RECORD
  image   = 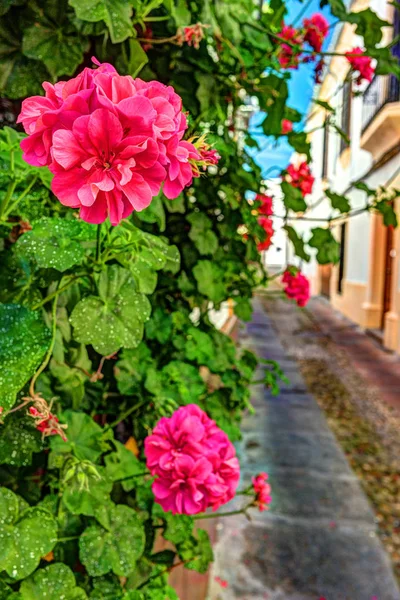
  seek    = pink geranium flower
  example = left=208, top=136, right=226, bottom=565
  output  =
left=286, top=162, right=315, bottom=197
left=252, top=472, right=272, bottom=511
left=281, top=119, right=293, bottom=135
left=257, top=216, right=274, bottom=251
left=255, top=193, right=273, bottom=216
left=282, top=269, right=310, bottom=307
left=18, top=59, right=205, bottom=224
left=144, top=404, right=240, bottom=515
left=277, top=25, right=303, bottom=69
left=345, top=47, right=375, bottom=85
left=303, top=13, right=329, bottom=53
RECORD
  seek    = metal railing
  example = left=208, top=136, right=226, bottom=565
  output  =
left=361, top=74, right=400, bottom=133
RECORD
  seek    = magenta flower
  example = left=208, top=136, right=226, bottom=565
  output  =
left=282, top=269, right=310, bottom=307
left=252, top=472, right=272, bottom=511
left=345, top=47, right=375, bottom=85
left=303, top=13, right=329, bottom=53
left=18, top=59, right=204, bottom=225
left=144, top=404, right=240, bottom=515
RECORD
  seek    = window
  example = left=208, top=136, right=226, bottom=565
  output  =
left=340, top=81, right=352, bottom=154
left=322, top=119, right=329, bottom=178
left=337, top=222, right=347, bottom=294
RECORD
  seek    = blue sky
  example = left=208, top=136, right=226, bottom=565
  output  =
left=248, top=0, right=336, bottom=176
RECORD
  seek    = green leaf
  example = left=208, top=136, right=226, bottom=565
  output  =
left=354, top=181, right=375, bottom=196
left=234, top=297, right=253, bottom=321
left=193, top=260, right=226, bottom=304
left=281, top=181, right=307, bottom=213
left=0, top=304, right=51, bottom=410
left=0, top=488, right=57, bottom=580
left=153, top=506, right=194, bottom=545
left=79, top=504, right=145, bottom=577
left=136, top=194, right=166, bottom=231
left=62, top=467, right=113, bottom=516
left=187, top=212, right=218, bottom=256
left=313, top=99, right=335, bottom=113
left=22, top=25, right=87, bottom=79
left=308, top=227, right=340, bottom=264
left=261, top=75, right=288, bottom=136
left=70, top=265, right=151, bottom=355
left=0, top=413, right=42, bottom=467
left=50, top=410, right=105, bottom=462
left=126, top=38, right=148, bottom=78
left=69, top=0, right=134, bottom=43
left=284, top=225, right=311, bottom=261
left=145, top=361, right=206, bottom=404
left=105, top=441, right=143, bottom=492
left=115, top=343, right=154, bottom=395
left=145, top=308, right=172, bottom=344
left=326, top=190, right=351, bottom=213
left=347, top=9, right=389, bottom=47
left=287, top=132, right=311, bottom=161
left=320, top=0, right=347, bottom=19
left=16, top=218, right=96, bottom=272
left=177, top=529, right=213, bottom=574
left=90, top=575, right=124, bottom=600
left=184, top=327, right=215, bottom=364
left=19, top=563, right=87, bottom=599
left=374, top=199, right=398, bottom=227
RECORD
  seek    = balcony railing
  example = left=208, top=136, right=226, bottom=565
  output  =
left=361, top=74, right=400, bottom=133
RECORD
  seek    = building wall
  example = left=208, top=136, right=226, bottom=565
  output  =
left=269, top=0, right=400, bottom=352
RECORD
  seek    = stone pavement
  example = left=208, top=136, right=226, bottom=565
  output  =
left=208, top=296, right=400, bottom=600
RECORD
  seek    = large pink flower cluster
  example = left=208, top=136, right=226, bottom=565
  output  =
left=282, top=269, right=310, bottom=307
left=257, top=216, right=274, bottom=252
left=303, top=13, right=329, bottom=53
left=345, top=47, right=375, bottom=85
left=17, top=59, right=204, bottom=225
left=286, top=162, right=315, bottom=197
left=144, top=404, right=240, bottom=515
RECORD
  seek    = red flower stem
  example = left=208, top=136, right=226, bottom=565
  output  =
left=29, top=295, right=58, bottom=397
left=194, top=502, right=254, bottom=520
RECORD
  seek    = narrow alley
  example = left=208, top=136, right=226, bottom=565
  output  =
left=209, top=295, right=400, bottom=600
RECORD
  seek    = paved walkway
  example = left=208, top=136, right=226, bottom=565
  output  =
left=209, top=296, right=400, bottom=600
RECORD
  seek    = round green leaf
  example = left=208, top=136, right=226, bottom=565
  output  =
left=70, top=265, right=151, bottom=356
left=16, top=218, right=96, bottom=272
left=79, top=504, right=145, bottom=577
left=0, top=304, right=51, bottom=410
left=19, top=563, right=88, bottom=599
left=50, top=410, right=105, bottom=462
left=0, top=488, right=57, bottom=580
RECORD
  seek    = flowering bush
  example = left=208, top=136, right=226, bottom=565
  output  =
left=0, top=0, right=396, bottom=597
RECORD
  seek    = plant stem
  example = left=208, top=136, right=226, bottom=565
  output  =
left=106, top=399, right=148, bottom=430
left=194, top=503, right=254, bottom=520
left=29, top=294, right=58, bottom=397
left=96, top=224, right=102, bottom=262
left=32, top=276, right=83, bottom=310
left=0, top=179, right=17, bottom=221
left=4, top=176, right=37, bottom=218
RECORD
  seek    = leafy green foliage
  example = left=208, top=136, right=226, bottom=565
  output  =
left=0, top=304, right=50, bottom=410
left=309, top=228, right=340, bottom=264
left=70, top=265, right=151, bottom=355
left=0, top=487, right=57, bottom=579
left=79, top=504, right=145, bottom=577
left=16, top=218, right=96, bottom=272
left=325, top=190, right=351, bottom=213
left=281, top=182, right=307, bottom=213
left=19, top=563, right=88, bottom=599
left=284, top=226, right=311, bottom=261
